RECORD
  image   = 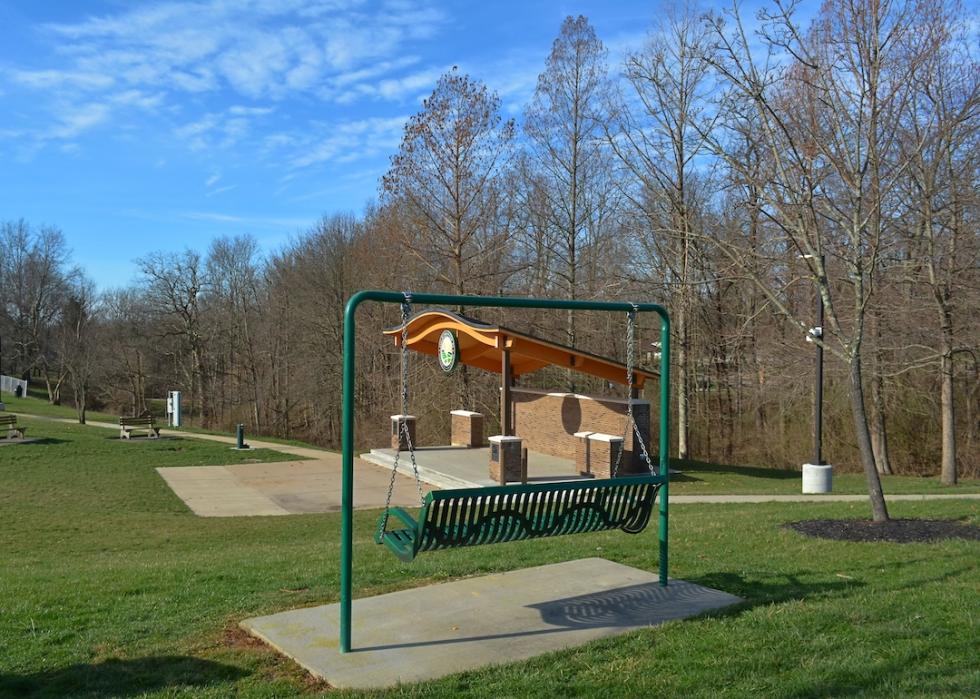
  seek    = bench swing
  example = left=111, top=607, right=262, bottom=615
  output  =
left=374, top=295, right=666, bottom=563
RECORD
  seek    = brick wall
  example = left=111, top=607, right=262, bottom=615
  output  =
left=511, top=388, right=652, bottom=473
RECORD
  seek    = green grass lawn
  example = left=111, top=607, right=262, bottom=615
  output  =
left=669, top=458, right=980, bottom=495
left=3, top=393, right=333, bottom=452
left=1, top=418, right=977, bottom=697
left=1, top=392, right=120, bottom=423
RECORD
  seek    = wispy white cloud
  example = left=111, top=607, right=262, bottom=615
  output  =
left=11, top=69, right=115, bottom=90
left=50, top=102, right=110, bottom=139
left=32, top=0, right=447, bottom=104
left=180, top=211, right=311, bottom=227
left=2, top=0, right=449, bottom=155
left=290, top=115, right=407, bottom=169
left=205, top=184, right=237, bottom=197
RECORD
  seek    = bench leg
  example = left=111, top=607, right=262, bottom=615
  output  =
left=150, top=428, right=160, bottom=439
left=120, top=429, right=130, bottom=440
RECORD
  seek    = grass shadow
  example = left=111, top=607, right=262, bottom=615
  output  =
left=100, top=434, right=178, bottom=442
left=0, top=655, right=246, bottom=698
left=687, top=570, right=862, bottom=608
left=672, top=457, right=800, bottom=480
left=4, top=437, right=70, bottom=446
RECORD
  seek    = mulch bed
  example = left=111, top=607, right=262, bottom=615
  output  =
left=786, top=518, right=980, bottom=543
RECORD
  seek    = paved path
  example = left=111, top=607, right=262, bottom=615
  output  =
left=670, top=493, right=980, bottom=504
left=23, top=414, right=980, bottom=513
left=29, top=415, right=424, bottom=516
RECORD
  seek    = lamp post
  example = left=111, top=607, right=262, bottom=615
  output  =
left=801, top=254, right=832, bottom=493
left=812, top=257, right=824, bottom=466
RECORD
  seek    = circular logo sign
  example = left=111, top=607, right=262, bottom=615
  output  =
left=437, top=329, right=459, bottom=373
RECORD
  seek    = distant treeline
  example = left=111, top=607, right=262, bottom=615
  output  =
left=1, top=3, right=977, bottom=496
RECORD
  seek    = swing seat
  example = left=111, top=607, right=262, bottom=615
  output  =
left=375, top=475, right=665, bottom=563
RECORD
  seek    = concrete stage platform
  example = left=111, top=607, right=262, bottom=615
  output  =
left=362, top=445, right=588, bottom=489
left=241, top=558, right=742, bottom=690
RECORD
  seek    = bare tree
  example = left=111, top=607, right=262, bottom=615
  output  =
left=60, top=277, right=100, bottom=424
left=382, top=67, right=516, bottom=405
left=382, top=67, right=516, bottom=299
left=608, top=4, right=716, bottom=460
left=137, top=250, right=212, bottom=424
left=101, top=289, right=153, bottom=415
left=207, top=235, right=264, bottom=429
left=524, top=15, right=616, bottom=388
left=703, top=0, right=947, bottom=520
left=0, top=220, right=77, bottom=401
left=898, top=2, right=980, bottom=484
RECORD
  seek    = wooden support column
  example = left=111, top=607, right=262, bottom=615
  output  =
left=501, top=343, right=512, bottom=436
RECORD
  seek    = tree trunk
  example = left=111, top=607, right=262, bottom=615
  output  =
left=676, top=301, right=690, bottom=460
left=847, top=351, right=889, bottom=521
left=870, top=317, right=892, bottom=474
left=75, top=384, right=86, bottom=425
left=938, top=302, right=957, bottom=485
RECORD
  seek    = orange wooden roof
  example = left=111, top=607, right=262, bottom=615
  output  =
left=383, top=309, right=658, bottom=388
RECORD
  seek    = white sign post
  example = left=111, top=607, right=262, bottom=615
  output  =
left=167, top=390, right=182, bottom=427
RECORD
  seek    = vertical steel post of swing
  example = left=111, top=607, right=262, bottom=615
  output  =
left=657, top=315, right=671, bottom=587
left=340, top=291, right=670, bottom=653
left=340, top=293, right=358, bottom=655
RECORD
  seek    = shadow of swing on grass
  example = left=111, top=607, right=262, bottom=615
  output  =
left=356, top=580, right=745, bottom=653
left=688, top=570, right=863, bottom=606
left=0, top=655, right=246, bottom=698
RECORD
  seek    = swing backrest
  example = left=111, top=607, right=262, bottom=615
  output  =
left=411, top=475, right=665, bottom=555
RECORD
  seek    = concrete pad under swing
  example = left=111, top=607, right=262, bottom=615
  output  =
left=240, top=558, right=741, bottom=690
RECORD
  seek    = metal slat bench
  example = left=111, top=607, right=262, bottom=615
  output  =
left=0, top=414, right=26, bottom=439
left=119, top=415, right=161, bottom=439
left=375, top=475, right=665, bottom=563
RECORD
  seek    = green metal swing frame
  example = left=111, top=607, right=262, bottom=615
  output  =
left=341, top=291, right=671, bottom=653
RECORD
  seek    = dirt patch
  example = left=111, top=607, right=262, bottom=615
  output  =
left=222, top=625, right=332, bottom=693
left=786, top=518, right=980, bottom=543
left=222, top=625, right=268, bottom=650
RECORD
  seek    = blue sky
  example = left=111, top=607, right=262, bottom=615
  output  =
left=1, top=0, right=732, bottom=288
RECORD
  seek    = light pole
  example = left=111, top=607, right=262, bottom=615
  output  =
left=812, top=256, right=824, bottom=466
left=801, top=254, right=832, bottom=493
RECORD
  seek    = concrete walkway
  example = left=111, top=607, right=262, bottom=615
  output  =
left=25, top=414, right=980, bottom=512
left=670, top=493, right=980, bottom=504
left=29, top=415, right=425, bottom=516
left=157, top=458, right=424, bottom=517
left=242, top=558, right=742, bottom=689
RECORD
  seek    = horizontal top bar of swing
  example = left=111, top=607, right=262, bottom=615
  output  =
left=422, top=474, right=667, bottom=503
left=346, top=290, right=670, bottom=320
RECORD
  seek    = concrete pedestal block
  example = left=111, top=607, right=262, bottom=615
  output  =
left=390, top=414, right=417, bottom=451
left=489, top=435, right=524, bottom=484
left=574, top=431, right=594, bottom=476
left=802, top=463, right=833, bottom=494
left=451, top=410, right=484, bottom=447
left=586, top=433, right=625, bottom=479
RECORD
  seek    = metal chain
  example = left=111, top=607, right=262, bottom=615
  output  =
left=613, top=305, right=656, bottom=477
left=378, top=293, right=425, bottom=540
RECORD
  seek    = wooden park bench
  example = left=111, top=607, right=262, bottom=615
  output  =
left=119, top=415, right=161, bottom=439
left=0, top=414, right=26, bottom=440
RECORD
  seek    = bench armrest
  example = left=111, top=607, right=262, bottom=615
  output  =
left=387, top=507, right=420, bottom=529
